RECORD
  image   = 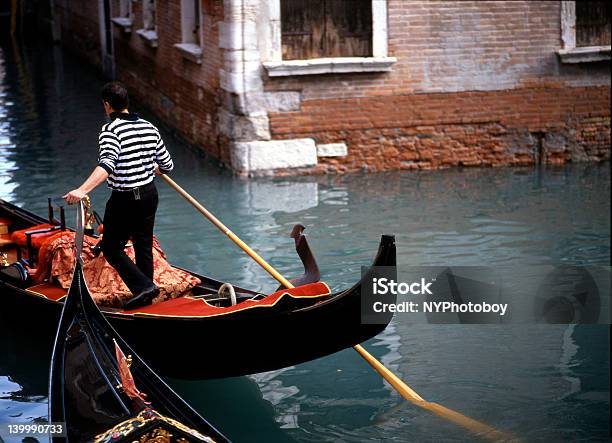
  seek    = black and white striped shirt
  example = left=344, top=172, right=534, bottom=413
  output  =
left=97, top=112, right=174, bottom=191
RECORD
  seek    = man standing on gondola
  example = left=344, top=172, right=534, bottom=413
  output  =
left=63, top=81, right=174, bottom=309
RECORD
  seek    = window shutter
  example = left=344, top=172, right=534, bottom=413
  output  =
left=576, top=1, right=611, bottom=47
left=324, top=0, right=372, bottom=58
left=281, top=0, right=372, bottom=60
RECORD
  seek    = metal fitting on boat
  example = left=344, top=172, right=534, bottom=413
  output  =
left=218, top=283, right=237, bottom=306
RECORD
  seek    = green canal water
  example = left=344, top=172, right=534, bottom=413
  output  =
left=0, top=42, right=610, bottom=442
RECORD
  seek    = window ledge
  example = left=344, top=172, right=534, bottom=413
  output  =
left=111, top=17, right=133, bottom=33
left=557, top=46, right=611, bottom=63
left=174, top=43, right=202, bottom=64
left=136, top=29, right=158, bottom=48
left=263, top=57, right=397, bottom=77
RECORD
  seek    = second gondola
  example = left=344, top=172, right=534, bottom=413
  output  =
left=49, top=202, right=229, bottom=442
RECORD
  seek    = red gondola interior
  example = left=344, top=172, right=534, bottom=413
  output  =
left=0, top=198, right=332, bottom=317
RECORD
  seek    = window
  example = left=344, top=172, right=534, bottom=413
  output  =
left=143, top=0, right=156, bottom=31
left=558, top=1, right=611, bottom=63
left=174, top=0, right=203, bottom=63
left=262, top=0, right=396, bottom=76
left=281, top=0, right=372, bottom=60
left=180, top=0, right=201, bottom=45
left=111, top=0, right=133, bottom=32
left=575, top=1, right=610, bottom=47
left=136, top=0, right=158, bottom=47
left=119, top=0, right=132, bottom=20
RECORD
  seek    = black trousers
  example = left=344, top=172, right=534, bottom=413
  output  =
left=102, top=182, right=159, bottom=295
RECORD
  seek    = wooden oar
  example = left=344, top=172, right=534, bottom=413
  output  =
left=160, top=174, right=514, bottom=441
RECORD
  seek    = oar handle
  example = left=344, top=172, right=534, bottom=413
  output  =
left=159, top=174, right=294, bottom=289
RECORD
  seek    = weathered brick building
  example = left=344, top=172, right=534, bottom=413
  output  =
left=50, top=0, right=610, bottom=175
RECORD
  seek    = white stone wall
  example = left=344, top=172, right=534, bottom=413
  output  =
left=219, top=0, right=323, bottom=174
left=231, top=139, right=318, bottom=173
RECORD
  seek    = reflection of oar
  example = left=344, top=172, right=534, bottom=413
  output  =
left=160, top=174, right=514, bottom=441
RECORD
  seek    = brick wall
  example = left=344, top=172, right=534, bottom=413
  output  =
left=264, top=0, right=610, bottom=173
left=112, top=0, right=225, bottom=158
left=270, top=86, right=610, bottom=172
left=54, top=0, right=102, bottom=68
left=266, top=1, right=610, bottom=98
left=53, top=0, right=610, bottom=174
left=54, top=0, right=225, bottom=159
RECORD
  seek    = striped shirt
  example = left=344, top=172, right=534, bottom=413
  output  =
left=97, top=112, right=174, bottom=191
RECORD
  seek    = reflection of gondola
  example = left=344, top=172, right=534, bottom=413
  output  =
left=48, top=203, right=229, bottom=442
left=0, top=319, right=50, bottom=397
left=1, top=198, right=396, bottom=379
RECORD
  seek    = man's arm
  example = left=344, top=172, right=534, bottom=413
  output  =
left=63, top=166, right=109, bottom=204
left=64, top=128, right=119, bottom=204
left=155, top=132, right=174, bottom=174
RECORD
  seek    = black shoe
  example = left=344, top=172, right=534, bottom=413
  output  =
left=124, top=285, right=160, bottom=310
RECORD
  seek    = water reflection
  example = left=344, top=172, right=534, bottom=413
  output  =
left=250, top=368, right=301, bottom=429
left=0, top=47, right=17, bottom=201
left=0, top=316, right=50, bottom=437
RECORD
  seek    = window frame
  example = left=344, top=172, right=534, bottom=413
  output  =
left=136, top=0, right=159, bottom=48
left=261, top=0, right=396, bottom=77
left=558, top=1, right=611, bottom=63
left=111, top=0, right=133, bottom=33
left=174, top=0, right=203, bottom=64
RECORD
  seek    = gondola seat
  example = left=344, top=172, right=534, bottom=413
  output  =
left=11, top=223, right=59, bottom=248
left=11, top=223, right=65, bottom=265
left=0, top=217, right=11, bottom=241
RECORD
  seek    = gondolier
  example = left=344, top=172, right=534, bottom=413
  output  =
left=63, top=81, right=174, bottom=309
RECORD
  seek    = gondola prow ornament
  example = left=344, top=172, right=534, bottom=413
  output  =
left=114, top=339, right=150, bottom=405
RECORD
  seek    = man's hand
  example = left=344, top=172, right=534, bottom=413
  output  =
left=154, top=164, right=162, bottom=176
left=63, top=166, right=109, bottom=205
left=63, top=189, right=87, bottom=205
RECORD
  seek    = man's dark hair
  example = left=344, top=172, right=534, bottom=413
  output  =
left=101, top=81, right=129, bottom=111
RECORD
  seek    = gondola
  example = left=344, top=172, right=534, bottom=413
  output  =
left=49, top=202, right=229, bottom=442
left=0, top=197, right=396, bottom=379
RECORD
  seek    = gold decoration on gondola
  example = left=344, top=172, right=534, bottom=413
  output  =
left=138, top=427, right=173, bottom=442
left=93, top=409, right=215, bottom=443
left=0, top=252, right=8, bottom=267
left=82, top=195, right=96, bottom=231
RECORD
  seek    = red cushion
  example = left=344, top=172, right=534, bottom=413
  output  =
left=11, top=223, right=59, bottom=249
left=34, top=231, right=73, bottom=283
